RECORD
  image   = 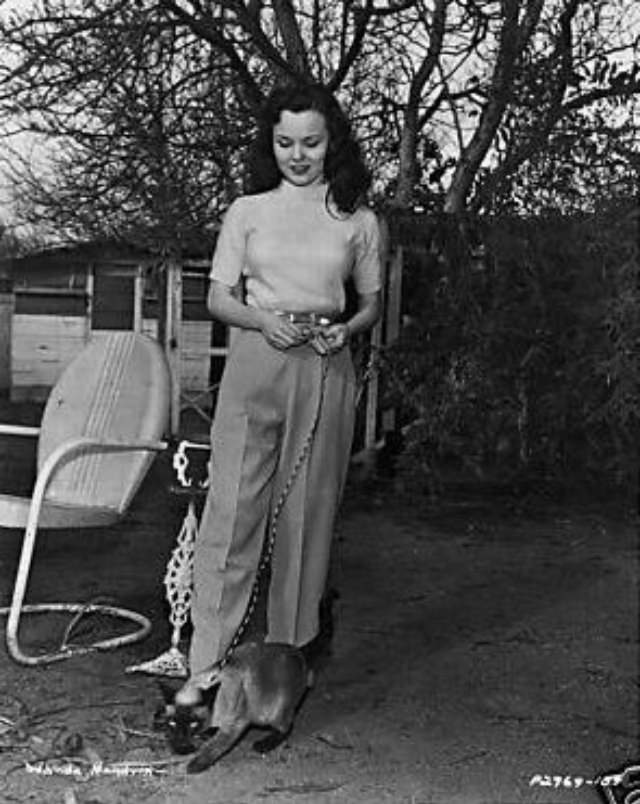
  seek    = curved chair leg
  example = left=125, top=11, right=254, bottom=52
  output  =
left=2, top=436, right=165, bottom=666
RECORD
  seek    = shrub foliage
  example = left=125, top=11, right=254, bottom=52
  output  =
left=382, top=204, right=639, bottom=496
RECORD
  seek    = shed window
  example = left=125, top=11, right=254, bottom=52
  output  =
left=92, top=274, right=134, bottom=330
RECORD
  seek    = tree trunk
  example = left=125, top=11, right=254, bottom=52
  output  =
left=393, top=110, right=419, bottom=208
left=443, top=0, right=541, bottom=214
left=390, top=0, right=447, bottom=210
left=272, top=0, right=312, bottom=78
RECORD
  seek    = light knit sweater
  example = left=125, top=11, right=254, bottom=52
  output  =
left=210, top=181, right=382, bottom=314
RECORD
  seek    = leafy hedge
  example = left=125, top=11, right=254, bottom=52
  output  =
left=381, top=203, right=639, bottom=497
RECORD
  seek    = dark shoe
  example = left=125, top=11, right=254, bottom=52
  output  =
left=301, top=587, right=339, bottom=669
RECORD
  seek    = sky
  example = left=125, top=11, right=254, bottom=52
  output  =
left=0, top=0, right=39, bottom=227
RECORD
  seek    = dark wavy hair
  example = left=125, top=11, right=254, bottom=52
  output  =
left=246, top=82, right=371, bottom=215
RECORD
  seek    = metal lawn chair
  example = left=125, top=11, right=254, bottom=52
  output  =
left=0, top=331, right=170, bottom=666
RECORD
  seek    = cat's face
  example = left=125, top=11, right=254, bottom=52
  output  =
left=155, top=681, right=213, bottom=755
left=161, top=703, right=208, bottom=754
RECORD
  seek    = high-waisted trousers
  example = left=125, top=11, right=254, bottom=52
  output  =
left=189, top=329, right=356, bottom=674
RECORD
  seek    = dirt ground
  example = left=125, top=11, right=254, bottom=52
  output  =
left=0, top=400, right=637, bottom=804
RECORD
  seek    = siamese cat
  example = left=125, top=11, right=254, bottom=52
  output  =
left=158, top=641, right=312, bottom=774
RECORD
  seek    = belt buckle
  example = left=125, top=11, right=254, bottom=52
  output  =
left=283, top=312, right=330, bottom=325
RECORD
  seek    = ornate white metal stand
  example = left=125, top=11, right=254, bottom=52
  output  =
left=126, top=440, right=209, bottom=677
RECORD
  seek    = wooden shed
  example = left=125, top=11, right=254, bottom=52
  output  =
left=0, top=243, right=227, bottom=432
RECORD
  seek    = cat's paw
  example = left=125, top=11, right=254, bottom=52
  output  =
left=252, top=731, right=288, bottom=755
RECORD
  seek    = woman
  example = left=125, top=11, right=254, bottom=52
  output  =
left=189, top=81, right=383, bottom=675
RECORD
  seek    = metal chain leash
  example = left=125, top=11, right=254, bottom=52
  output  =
left=127, top=332, right=375, bottom=678
left=216, top=353, right=331, bottom=670
left=354, top=342, right=381, bottom=408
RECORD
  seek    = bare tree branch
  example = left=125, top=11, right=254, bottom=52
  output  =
left=328, top=0, right=374, bottom=92
left=474, top=0, right=634, bottom=212
left=445, top=0, right=545, bottom=213
left=1, top=0, right=637, bottom=235
left=159, top=0, right=265, bottom=108
left=394, top=0, right=447, bottom=206
left=271, top=0, right=312, bottom=77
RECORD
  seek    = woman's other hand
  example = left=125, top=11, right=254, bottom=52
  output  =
left=310, top=323, right=350, bottom=355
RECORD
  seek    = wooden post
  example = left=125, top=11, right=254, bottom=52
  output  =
left=0, top=271, right=12, bottom=398
left=364, top=318, right=382, bottom=451
left=164, top=258, right=182, bottom=436
left=381, top=245, right=403, bottom=434
left=85, top=264, right=94, bottom=343
left=133, top=265, right=144, bottom=333
left=361, top=217, right=399, bottom=454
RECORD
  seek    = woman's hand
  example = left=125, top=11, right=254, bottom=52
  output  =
left=258, top=312, right=308, bottom=351
left=309, top=323, right=350, bottom=355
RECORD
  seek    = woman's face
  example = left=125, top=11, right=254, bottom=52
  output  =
left=272, top=109, right=329, bottom=188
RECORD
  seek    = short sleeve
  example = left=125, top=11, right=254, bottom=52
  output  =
left=209, top=198, right=247, bottom=287
left=352, top=209, right=383, bottom=295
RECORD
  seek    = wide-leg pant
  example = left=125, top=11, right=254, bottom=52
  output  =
left=189, top=329, right=356, bottom=674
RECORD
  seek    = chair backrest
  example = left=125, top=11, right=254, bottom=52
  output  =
left=37, top=332, right=171, bottom=513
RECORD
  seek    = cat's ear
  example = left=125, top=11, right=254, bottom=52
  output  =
left=156, top=679, right=178, bottom=704
left=191, top=666, right=221, bottom=692
left=175, top=667, right=221, bottom=707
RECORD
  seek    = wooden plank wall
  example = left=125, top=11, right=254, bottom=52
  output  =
left=140, top=318, right=213, bottom=392
left=11, top=265, right=214, bottom=401
left=12, top=313, right=213, bottom=401
left=11, top=313, right=88, bottom=400
left=181, top=320, right=214, bottom=392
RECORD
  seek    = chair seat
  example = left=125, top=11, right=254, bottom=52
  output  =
left=0, top=493, right=120, bottom=529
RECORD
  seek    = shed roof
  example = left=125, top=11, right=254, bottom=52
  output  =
left=0, top=240, right=211, bottom=283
